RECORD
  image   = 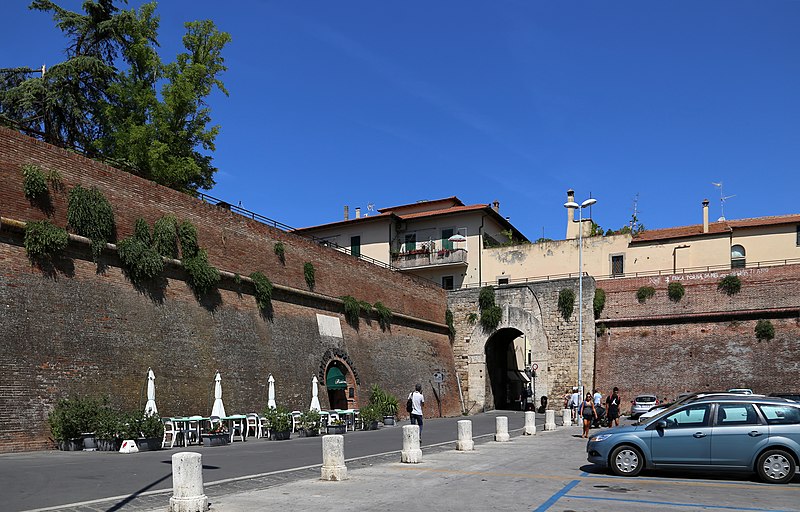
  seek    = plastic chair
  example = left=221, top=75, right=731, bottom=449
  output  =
left=291, top=411, right=302, bottom=433
left=259, top=416, right=270, bottom=439
left=352, top=409, right=362, bottom=431
left=319, top=411, right=330, bottom=428
left=161, top=419, right=182, bottom=449
left=229, top=417, right=245, bottom=442
left=246, top=413, right=260, bottom=439
left=186, top=417, right=203, bottom=445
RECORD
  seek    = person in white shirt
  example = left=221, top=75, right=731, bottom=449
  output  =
left=568, top=388, right=580, bottom=421
left=409, top=383, right=425, bottom=437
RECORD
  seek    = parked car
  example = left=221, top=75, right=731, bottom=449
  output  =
left=769, top=393, right=800, bottom=402
left=587, top=395, right=800, bottom=484
left=637, top=401, right=675, bottom=423
left=727, top=388, right=754, bottom=395
left=630, top=394, right=659, bottom=419
left=637, top=392, right=750, bottom=424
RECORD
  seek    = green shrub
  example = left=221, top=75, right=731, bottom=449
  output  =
left=718, top=275, right=742, bottom=296
left=478, top=286, right=495, bottom=310
left=152, top=215, right=179, bottom=258
left=121, top=412, right=165, bottom=439
left=66, top=185, right=116, bottom=261
left=24, top=220, right=69, bottom=260
left=374, top=302, right=392, bottom=331
left=445, top=309, right=455, bottom=338
left=177, top=220, right=200, bottom=258
left=480, top=305, right=502, bottom=331
left=47, top=169, right=64, bottom=192
left=636, top=286, right=656, bottom=303
left=358, top=403, right=382, bottom=427
left=341, top=295, right=360, bottom=327
left=466, top=312, right=478, bottom=325
left=593, top=288, right=606, bottom=318
left=668, top=282, right=685, bottom=302
left=47, top=396, right=105, bottom=441
left=299, top=410, right=321, bottom=431
left=359, top=300, right=373, bottom=315
left=250, top=271, right=273, bottom=310
left=369, top=385, right=398, bottom=418
left=263, top=406, right=292, bottom=432
left=755, top=319, right=775, bottom=341
left=22, top=164, right=48, bottom=199
left=183, top=249, right=220, bottom=295
left=274, top=241, right=285, bottom=264
left=303, top=262, right=316, bottom=290
left=117, top=218, right=163, bottom=284
left=558, top=288, right=575, bottom=320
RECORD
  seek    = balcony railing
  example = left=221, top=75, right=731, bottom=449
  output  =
left=391, top=248, right=468, bottom=270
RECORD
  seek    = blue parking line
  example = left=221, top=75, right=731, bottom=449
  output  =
left=565, top=494, right=795, bottom=512
left=532, top=480, right=580, bottom=512
left=582, top=472, right=767, bottom=486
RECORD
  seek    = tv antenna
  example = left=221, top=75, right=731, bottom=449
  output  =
left=630, top=193, right=640, bottom=232
left=711, top=182, right=735, bottom=221
left=367, top=202, right=375, bottom=212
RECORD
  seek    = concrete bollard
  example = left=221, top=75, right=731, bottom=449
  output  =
left=320, top=435, right=348, bottom=481
left=401, top=425, right=422, bottom=463
left=495, top=416, right=510, bottom=442
left=523, top=411, right=537, bottom=435
left=456, top=420, right=474, bottom=451
left=562, top=408, right=572, bottom=427
left=545, top=409, right=556, bottom=431
left=169, top=452, right=208, bottom=512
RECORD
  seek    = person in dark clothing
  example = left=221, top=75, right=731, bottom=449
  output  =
left=605, top=387, right=621, bottom=427
left=578, top=393, right=597, bottom=438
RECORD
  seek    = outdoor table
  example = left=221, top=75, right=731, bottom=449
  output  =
left=223, top=414, right=248, bottom=441
left=171, top=416, right=209, bottom=445
left=334, top=409, right=356, bottom=431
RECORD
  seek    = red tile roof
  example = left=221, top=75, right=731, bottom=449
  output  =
left=631, top=214, right=800, bottom=244
left=377, top=196, right=464, bottom=213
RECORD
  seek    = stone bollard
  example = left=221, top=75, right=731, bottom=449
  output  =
left=401, top=425, right=422, bottom=463
left=321, top=435, right=348, bottom=481
left=169, top=452, right=208, bottom=512
left=562, top=408, right=572, bottom=427
left=456, top=420, right=474, bottom=451
left=495, top=416, right=510, bottom=442
left=545, top=409, right=556, bottom=431
left=523, top=411, right=537, bottom=435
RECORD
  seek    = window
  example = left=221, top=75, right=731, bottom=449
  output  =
left=758, top=404, right=800, bottom=425
left=497, top=277, right=509, bottom=285
left=716, top=403, right=760, bottom=426
left=662, top=405, right=710, bottom=428
left=731, top=245, right=746, bottom=268
left=441, top=276, right=454, bottom=290
left=611, top=255, right=624, bottom=276
left=441, top=228, right=454, bottom=251
left=350, top=236, right=361, bottom=258
left=404, top=233, right=416, bottom=252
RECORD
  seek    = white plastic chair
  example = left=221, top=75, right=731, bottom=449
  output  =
left=229, top=417, right=245, bottom=442
left=291, top=411, right=302, bottom=433
left=161, top=419, right=181, bottom=449
left=259, top=416, right=270, bottom=439
left=246, top=413, right=260, bottom=439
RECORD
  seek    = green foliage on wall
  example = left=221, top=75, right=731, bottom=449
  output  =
left=593, top=288, right=606, bottom=318
left=177, top=220, right=199, bottom=258
left=24, top=219, right=69, bottom=260
left=303, top=262, right=316, bottom=290
left=22, top=164, right=48, bottom=200
left=636, top=286, right=656, bottom=303
left=668, top=282, right=685, bottom=302
left=274, top=241, right=285, bottom=264
left=117, top=218, right=164, bottom=285
left=718, top=275, right=742, bottom=296
left=152, top=215, right=179, bottom=258
left=249, top=271, right=273, bottom=311
left=183, top=249, right=220, bottom=296
left=558, top=288, right=575, bottom=320
left=466, top=312, right=478, bottom=325
left=445, top=309, right=455, bottom=338
left=480, top=305, right=503, bottom=331
left=478, top=286, right=495, bottom=310
left=374, top=302, right=392, bottom=331
left=66, top=185, right=116, bottom=261
left=341, top=295, right=361, bottom=328
left=755, top=319, right=775, bottom=342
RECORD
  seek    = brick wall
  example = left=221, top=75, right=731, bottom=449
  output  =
left=0, top=129, right=457, bottom=452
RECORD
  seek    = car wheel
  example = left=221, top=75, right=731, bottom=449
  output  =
left=610, top=445, right=644, bottom=477
left=757, top=449, right=796, bottom=484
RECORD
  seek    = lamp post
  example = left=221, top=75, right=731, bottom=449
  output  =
left=563, top=197, right=597, bottom=398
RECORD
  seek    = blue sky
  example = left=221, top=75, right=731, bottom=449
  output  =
left=3, top=1, right=799, bottom=240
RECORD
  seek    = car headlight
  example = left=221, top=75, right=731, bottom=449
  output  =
left=589, top=434, right=613, bottom=442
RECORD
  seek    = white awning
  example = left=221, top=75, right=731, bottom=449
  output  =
left=506, top=370, right=530, bottom=383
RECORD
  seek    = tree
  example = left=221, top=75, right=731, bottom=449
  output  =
left=0, top=1, right=230, bottom=193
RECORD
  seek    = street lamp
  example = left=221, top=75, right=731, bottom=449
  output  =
left=563, top=197, right=597, bottom=399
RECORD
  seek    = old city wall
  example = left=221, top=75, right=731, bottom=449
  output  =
left=595, top=265, right=800, bottom=407
left=448, top=278, right=596, bottom=412
left=0, top=129, right=458, bottom=452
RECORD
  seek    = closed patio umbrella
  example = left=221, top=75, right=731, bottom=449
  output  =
left=211, top=371, right=226, bottom=418
left=310, top=375, right=321, bottom=412
left=144, top=368, right=158, bottom=417
left=267, top=373, right=276, bottom=409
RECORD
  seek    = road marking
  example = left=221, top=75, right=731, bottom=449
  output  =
left=533, top=480, right=580, bottom=512
left=565, top=494, right=797, bottom=512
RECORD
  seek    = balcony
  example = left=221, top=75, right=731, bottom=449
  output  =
left=391, top=248, right=468, bottom=270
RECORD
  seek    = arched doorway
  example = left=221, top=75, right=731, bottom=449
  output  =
left=325, top=363, right=350, bottom=410
left=485, top=327, right=530, bottom=410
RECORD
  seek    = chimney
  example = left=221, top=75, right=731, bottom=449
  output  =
left=566, top=189, right=577, bottom=239
left=702, top=199, right=709, bottom=233
left=492, top=200, right=500, bottom=212
left=344, top=205, right=349, bottom=221
left=355, top=207, right=361, bottom=219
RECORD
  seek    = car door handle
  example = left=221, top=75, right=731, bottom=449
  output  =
left=693, top=432, right=706, bottom=438
left=748, top=431, right=763, bottom=437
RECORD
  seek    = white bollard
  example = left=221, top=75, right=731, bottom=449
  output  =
left=401, top=425, right=422, bottom=463
left=456, top=420, right=474, bottom=451
left=562, top=408, right=572, bottom=427
left=320, top=435, right=348, bottom=481
left=169, top=452, right=208, bottom=512
left=545, top=409, right=556, bottom=431
left=495, top=416, right=510, bottom=442
left=523, top=411, right=537, bottom=435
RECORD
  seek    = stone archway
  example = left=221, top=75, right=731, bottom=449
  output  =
left=319, top=348, right=361, bottom=410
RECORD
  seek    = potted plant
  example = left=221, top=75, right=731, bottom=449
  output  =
left=95, top=404, right=122, bottom=451
left=298, top=410, right=321, bottom=437
left=48, top=398, right=83, bottom=451
left=123, top=413, right=164, bottom=451
left=202, top=422, right=230, bottom=447
left=358, top=404, right=381, bottom=431
left=326, top=418, right=347, bottom=435
left=369, top=385, right=399, bottom=426
left=263, top=406, right=292, bottom=440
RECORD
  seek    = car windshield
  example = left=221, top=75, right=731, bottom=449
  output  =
left=640, top=401, right=683, bottom=423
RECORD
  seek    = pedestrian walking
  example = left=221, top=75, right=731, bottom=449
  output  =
left=578, top=393, right=598, bottom=438
left=568, top=387, right=580, bottom=421
left=592, top=388, right=602, bottom=406
left=605, top=387, right=621, bottom=427
left=408, top=383, right=425, bottom=437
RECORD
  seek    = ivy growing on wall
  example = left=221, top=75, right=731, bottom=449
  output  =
left=636, top=286, right=655, bottom=303
left=341, top=295, right=361, bottom=328
left=66, top=185, right=116, bottom=261
left=177, top=220, right=200, bottom=258
left=152, top=215, right=179, bottom=258
left=24, top=219, right=69, bottom=260
left=558, top=288, right=575, bottom=320
left=183, top=249, right=220, bottom=296
left=593, top=288, right=606, bottom=318
left=303, top=262, right=316, bottom=290
left=668, top=282, right=685, bottom=302
left=374, top=302, right=392, bottom=331
left=274, top=241, right=285, bottom=264
left=445, top=309, right=455, bottom=339
left=718, top=275, right=741, bottom=296
left=466, top=312, right=478, bottom=325
left=22, top=164, right=48, bottom=200
left=250, top=271, right=274, bottom=311
left=755, top=319, right=775, bottom=342
left=478, top=286, right=502, bottom=331
left=117, top=218, right=164, bottom=285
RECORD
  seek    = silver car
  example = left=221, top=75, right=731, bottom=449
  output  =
left=630, top=394, right=658, bottom=419
left=587, top=395, right=800, bottom=484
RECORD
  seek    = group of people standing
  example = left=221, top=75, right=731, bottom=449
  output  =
left=566, top=386, right=622, bottom=438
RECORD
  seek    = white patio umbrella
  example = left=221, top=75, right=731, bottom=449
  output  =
left=211, top=371, right=226, bottom=418
left=448, top=234, right=467, bottom=243
left=267, top=373, right=276, bottom=409
left=144, top=368, right=158, bottom=417
left=310, top=375, right=321, bottom=412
